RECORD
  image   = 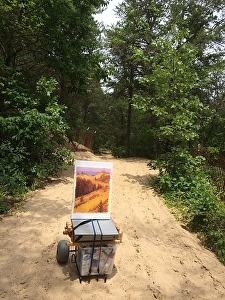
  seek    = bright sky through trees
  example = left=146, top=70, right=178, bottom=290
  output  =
left=95, top=0, right=122, bottom=25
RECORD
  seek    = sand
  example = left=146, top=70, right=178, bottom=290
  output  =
left=0, top=150, right=225, bottom=300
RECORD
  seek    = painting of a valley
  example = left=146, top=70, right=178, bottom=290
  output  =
left=71, top=160, right=113, bottom=219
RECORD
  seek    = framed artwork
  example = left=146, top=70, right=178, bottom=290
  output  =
left=71, top=160, right=113, bottom=219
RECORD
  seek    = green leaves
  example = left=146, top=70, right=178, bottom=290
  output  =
left=36, top=77, right=58, bottom=97
left=134, top=32, right=205, bottom=148
left=0, top=0, right=109, bottom=204
left=0, top=74, right=71, bottom=198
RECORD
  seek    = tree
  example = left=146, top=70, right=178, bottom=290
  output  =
left=106, top=25, right=137, bottom=156
left=133, top=27, right=205, bottom=168
left=104, top=0, right=225, bottom=158
left=106, top=0, right=166, bottom=156
left=0, top=0, right=109, bottom=206
left=129, top=3, right=225, bottom=254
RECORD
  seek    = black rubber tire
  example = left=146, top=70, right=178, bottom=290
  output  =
left=56, top=240, right=69, bottom=264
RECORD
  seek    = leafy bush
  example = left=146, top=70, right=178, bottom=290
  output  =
left=0, top=191, right=8, bottom=214
left=111, top=145, right=127, bottom=158
left=0, top=75, right=72, bottom=211
left=150, top=147, right=225, bottom=264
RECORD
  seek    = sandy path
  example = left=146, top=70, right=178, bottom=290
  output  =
left=0, top=151, right=225, bottom=300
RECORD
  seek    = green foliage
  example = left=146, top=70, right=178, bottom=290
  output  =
left=150, top=147, right=205, bottom=178
left=138, top=31, right=210, bottom=218
left=111, top=145, right=127, bottom=158
left=105, top=0, right=167, bottom=157
left=152, top=155, right=225, bottom=263
left=0, top=75, right=72, bottom=207
left=0, top=0, right=110, bottom=212
left=105, top=0, right=225, bottom=160
left=130, top=124, right=156, bottom=158
left=0, top=0, right=109, bottom=154
left=201, top=109, right=225, bottom=154
left=138, top=27, right=225, bottom=263
left=0, top=191, right=9, bottom=214
left=206, top=217, right=225, bottom=264
left=135, top=32, right=205, bottom=143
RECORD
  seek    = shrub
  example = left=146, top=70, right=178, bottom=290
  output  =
left=150, top=147, right=225, bottom=264
left=0, top=76, right=72, bottom=211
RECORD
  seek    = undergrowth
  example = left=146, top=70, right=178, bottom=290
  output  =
left=153, top=172, right=225, bottom=264
left=0, top=150, right=73, bottom=216
left=150, top=150, right=225, bottom=265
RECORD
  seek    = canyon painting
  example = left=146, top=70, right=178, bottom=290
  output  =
left=71, top=160, right=113, bottom=219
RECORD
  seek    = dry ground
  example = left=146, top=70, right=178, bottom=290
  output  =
left=0, top=150, right=225, bottom=300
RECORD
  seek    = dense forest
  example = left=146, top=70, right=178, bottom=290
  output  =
left=1, top=1, right=225, bottom=262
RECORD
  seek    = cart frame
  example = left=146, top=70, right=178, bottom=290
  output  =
left=57, top=220, right=122, bottom=283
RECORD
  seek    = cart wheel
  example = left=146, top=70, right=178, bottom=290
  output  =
left=56, top=240, right=69, bottom=264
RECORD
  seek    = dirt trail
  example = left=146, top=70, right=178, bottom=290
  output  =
left=0, top=151, right=225, bottom=300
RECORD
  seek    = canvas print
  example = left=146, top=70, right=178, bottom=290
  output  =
left=71, top=160, right=113, bottom=219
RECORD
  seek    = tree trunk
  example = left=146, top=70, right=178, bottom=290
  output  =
left=126, top=66, right=134, bottom=157
left=126, top=100, right=132, bottom=157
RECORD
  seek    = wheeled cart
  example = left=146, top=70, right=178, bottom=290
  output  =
left=56, top=160, right=122, bottom=282
left=56, top=218, right=122, bottom=283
